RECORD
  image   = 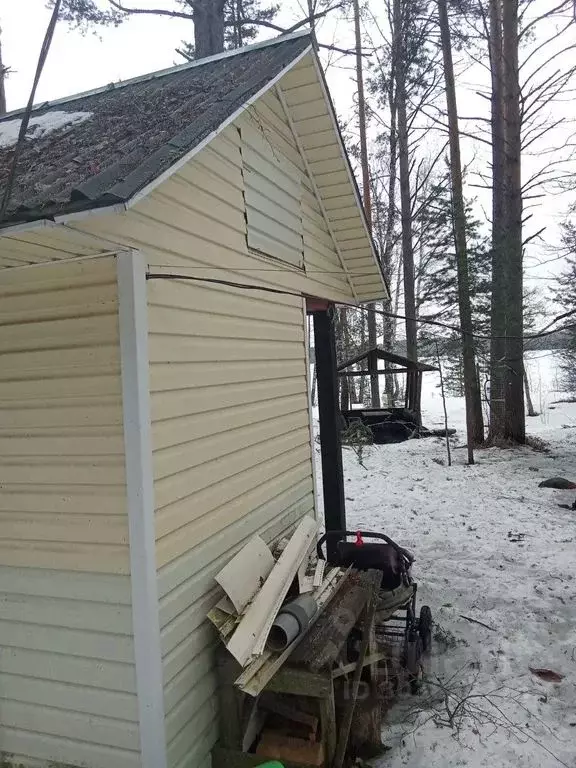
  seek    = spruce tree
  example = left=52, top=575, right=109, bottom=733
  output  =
left=554, top=214, right=576, bottom=395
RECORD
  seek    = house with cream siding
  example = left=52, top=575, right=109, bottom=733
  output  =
left=0, top=31, right=387, bottom=768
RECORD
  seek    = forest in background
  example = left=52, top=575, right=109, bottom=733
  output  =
left=2, top=0, right=576, bottom=456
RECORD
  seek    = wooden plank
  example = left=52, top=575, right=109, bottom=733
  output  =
left=333, top=597, right=378, bottom=768
left=331, top=652, right=387, bottom=679
left=265, top=667, right=332, bottom=698
left=313, top=308, right=346, bottom=558
left=318, top=678, right=337, bottom=764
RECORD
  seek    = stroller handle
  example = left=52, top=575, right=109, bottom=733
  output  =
left=316, top=530, right=414, bottom=567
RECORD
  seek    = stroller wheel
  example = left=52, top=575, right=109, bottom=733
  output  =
left=419, top=605, right=433, bottom=653
left=404, top=634, right=423, bottom=694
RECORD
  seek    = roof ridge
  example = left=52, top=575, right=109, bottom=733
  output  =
left=1, top=29, right=311, bottom=122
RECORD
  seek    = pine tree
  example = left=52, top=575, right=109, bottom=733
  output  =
left=179, top=0, right=278, bottom=59
left=415, top=168, right=491, bottom=343
left=554, top=214, right=576, bottom=395
left=412, top=166, right=491, bottom=407
left=56, top=0, right=279, bottom=59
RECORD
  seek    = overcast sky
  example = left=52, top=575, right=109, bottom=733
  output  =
left=2, top=0, right=573, bottom=305
left=2, top=0, right=354, bottom=107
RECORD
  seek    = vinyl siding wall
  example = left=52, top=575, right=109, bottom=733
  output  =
left=141, top=112, right=321, bottom=765
left=0, top=257, right=139, bottom=768
left=0, top=58, right=386, bottom=768
left=77, top=95, right=357, bottom=305
left=102, top=97, right=325, bottom=767
left=149, top=279, right=314, bottom=768
left=20, top=84, right=364, bottom=768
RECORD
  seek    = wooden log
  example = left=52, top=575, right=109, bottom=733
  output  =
left=291, top=569, right=381, bottom=672
left=257, top=730, right=324, bottom=766
left=333, top=596, right=378, bottom=768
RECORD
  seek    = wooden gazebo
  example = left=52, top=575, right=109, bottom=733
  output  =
left=338, top=346, right=437, bottom=429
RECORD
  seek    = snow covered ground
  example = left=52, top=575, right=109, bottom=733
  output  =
left=314, top=351, right=576, bottom=768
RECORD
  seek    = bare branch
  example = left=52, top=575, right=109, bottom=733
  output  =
left=519, top=0, right=575, bottom=41
left=108, top=0, right=193, bottom=20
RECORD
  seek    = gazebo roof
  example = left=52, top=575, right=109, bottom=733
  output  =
left=337, top=345, right=438, bottom=373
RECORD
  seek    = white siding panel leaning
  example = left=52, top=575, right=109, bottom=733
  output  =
left=215, top=534, right=275, bottom=613
left=226, top=515, right=319, bottom=665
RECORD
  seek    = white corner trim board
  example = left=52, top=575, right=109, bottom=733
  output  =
left=117, top=250, right=168, bottom=768
left=226, top=515, right=319, bottom=666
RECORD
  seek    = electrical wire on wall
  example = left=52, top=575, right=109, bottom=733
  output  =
left=146, top=271, right=576, bottom=343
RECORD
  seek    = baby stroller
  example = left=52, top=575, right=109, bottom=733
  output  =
left=316, top=530, right=432, bottom=693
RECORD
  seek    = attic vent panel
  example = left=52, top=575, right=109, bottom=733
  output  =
left=240, top=122, right=304, bottom=268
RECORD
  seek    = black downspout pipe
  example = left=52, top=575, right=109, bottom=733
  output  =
left=313, top=306, right=346, bottom=561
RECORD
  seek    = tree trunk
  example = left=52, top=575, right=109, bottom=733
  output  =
left=438, top=0, right=484, bottom=456
left=382, top=78, right=398, bottom=405
left=229, top=0, right=240, bottom=48
left=488, top=0, right=507, bottom=442
left=502, top=0, right=525, bottom=443
left=0, top=30, right=6, bottom=116
left=307, top=0, right=316, bottom=36
left=339, top=308, right=351, bottom=411
left=392, top=254, right=403, bottom=403
left=348, top=362, right=358, bottom=405
left=354, top=0, right=380, bottom=407
left=393, top=0, right=418, bottom=362
left=359, top=311, right=367, bottom=403
left=523, top=363, right=537, bottom=417
left=194, top=0, right=226, bottom=58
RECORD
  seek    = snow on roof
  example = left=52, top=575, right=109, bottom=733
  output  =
left=0, top=110, right=92, bottom=149
left=0, top=33, right=311, bottom=226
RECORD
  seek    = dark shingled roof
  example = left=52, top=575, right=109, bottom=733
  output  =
left=0, top=33, right=311, bottom=227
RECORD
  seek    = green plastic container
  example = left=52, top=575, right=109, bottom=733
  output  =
left=258, top=762, right=284, bottom=767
